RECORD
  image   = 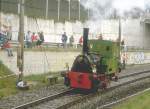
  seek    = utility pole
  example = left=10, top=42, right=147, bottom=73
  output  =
left=87, top=8, right=90, bottom=20
left=68, top=0, right=70, bottom=20
left=118, top=17, right=122, bottom=63
left=57, top=0, right=60, bottom=21
left=17, top=0, right=24, bottom=81
left=78, top=0, right=80, bottom=20
left=45, top=0, right=49, bottom=19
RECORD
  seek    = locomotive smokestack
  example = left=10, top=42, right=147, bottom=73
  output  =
left=83, top=28, right=89, bottom=54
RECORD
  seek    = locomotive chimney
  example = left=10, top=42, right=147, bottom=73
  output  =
left=82, top=28, right=89, bottom=54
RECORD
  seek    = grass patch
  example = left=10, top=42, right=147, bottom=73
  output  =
left=0, top=77, right=18, bottom=98
left=113, top=90, right=150, bottom=109
left=0, top=62, right=12, bottom=77
left=24, top=72, right=63, bottom=88
left=0, top=62, right=64, bottom=99
left=0, top=63, right=18, bottom=99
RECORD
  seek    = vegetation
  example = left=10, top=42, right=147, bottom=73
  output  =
left=113, top=90, right=150, bottom=109
left=0, top=62, right=12, bottom=76
left=0, top=62, right=63, bottom=99
left=24, top=72, right=63, bottom=88
left=0, top=62, right=18, bottom=99
left=1, top=0, right=88, bottom=22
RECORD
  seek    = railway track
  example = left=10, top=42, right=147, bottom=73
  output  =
left=12, top=89, right=73, bottom=109
left=98, top=87, right=150, bottom=109
left=12, top=70, right=150, bottom=109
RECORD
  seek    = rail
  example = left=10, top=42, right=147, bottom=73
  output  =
left=56, top=71, right=150, bottom=109
left=12, top=70, right=150, bottom=109
left=12, top=89, right=73, bottom=109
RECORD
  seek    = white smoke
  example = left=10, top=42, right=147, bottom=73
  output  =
left=113, top=0, right=145, bottom=14
left=80, top=0, right=114, bottom=34
left=80, top=0, right=113, bottom=20
left=80, top=0, right=150, bottom=34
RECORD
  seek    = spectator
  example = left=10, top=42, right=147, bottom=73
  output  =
left=6, top=26, right=12, bottom=40
left=31, top=32, right=37, bottom=48
left=79, top=36, right=83, bottom=46
left=61, top=32, right=68, bottom=48
left=40, top=31, right=44, bottom=43
left=98, top=34, right=103, bottom=40
left=25, top=31, right=32, bottom=48
left=3, top=40, right=13, bottom=57
left=69, top=35, right=74, bottom=47
left=0, top=32, right=7, bottom=47
left=36, top=32, right=41, bottom=48
left=121, top=40, right=125, bottom=45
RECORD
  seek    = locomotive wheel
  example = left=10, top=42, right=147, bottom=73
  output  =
left=91, top=79, right=99, bottom=92
left=114, top=76, right=118, bottom=82
left=118, top=68, right=121, bottom=73
left=91, top=86, right=98, bottom=92
left=101, top=82, right=107, bottom=89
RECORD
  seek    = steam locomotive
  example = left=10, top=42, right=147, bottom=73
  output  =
left=63, top=28, right=121, bottom=91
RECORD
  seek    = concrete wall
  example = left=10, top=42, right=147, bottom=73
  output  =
left=122, top=52, right=150, bottom=64
left=0, top=50, right=150, bottom=76
left=0, top=51, right=80, bottom=75
left=1, top=12, right=150, bottom=47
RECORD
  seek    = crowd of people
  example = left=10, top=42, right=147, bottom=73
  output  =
left=25, top=31, right=45, bottom=48
left=61, top=32, right=83, bottom=48
left=1, top=28, right=106, bottom=57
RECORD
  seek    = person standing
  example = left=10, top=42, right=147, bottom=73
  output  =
left=31, top=32, right=37, bottom=48
left=3, top=40, right=13, bottom=57
left=69, top=35, right=74, bottom=47
left=25, top=31, right=32, bottom=48
left=98, top=33, right=103, bottom=40
left=6, top=26, right=12, bottom=40
left=79, top=36, right=83, bottom=46
left=39, top=31, right=44, bottom=45
left=61, top=32, right=68, bottom=48
left=36, top=32, right=41, bottom=48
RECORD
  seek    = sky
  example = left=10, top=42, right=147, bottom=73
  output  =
left=80, top=0, right=150, bottom=33
left=113, top=0, right=148, bottom=13
left=81, top=0, right=150, bottom=17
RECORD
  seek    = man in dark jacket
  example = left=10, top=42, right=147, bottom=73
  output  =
left=40, top=32, right=44, bottom=43
left=61, top=32, right=68, bottom=48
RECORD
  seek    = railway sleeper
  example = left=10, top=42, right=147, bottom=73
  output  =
left=46, top=75, right=58, bottom=85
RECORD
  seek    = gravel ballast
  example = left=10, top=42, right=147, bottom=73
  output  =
left=0, top=65, right=150, bottom=109
left=70, top=78, right=150, bottom=109
left=0, top=84, right=67, bottom=109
